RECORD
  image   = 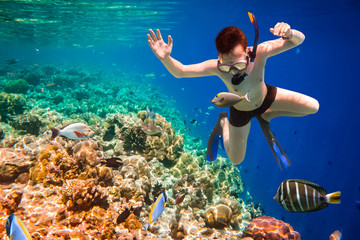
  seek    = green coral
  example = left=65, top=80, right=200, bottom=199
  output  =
left=0, top=92, right=26, bottom=121
left=0, top=124, right=4, bottom=140
left=9, top=114, right=42, bottom=136
left=4, top=79, right=29, bottom=94
left=121, top=126, right=147, bottom=154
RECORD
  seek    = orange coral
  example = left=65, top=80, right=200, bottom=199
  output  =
left=0, top=189, right=22, bottom=215
left=123, top=213, right=142, bottom=230
left=30, top=140, right=106, bottom=187
left=243, top=215, right=301, bottom=240
left=0, top=148, right=31, bottom=183
left=61, top=178, right=109, bottom=211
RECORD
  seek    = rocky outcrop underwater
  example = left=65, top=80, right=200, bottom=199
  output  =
left=0, top=64, right=300, bottom=239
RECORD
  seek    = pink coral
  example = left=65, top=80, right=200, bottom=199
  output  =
left=243, top=215, right=301, bottom=240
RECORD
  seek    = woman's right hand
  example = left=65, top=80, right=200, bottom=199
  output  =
left=147, top=29, right=173, bottom=60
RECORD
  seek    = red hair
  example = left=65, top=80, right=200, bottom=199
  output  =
left=215, top=26, right=247, bottom=55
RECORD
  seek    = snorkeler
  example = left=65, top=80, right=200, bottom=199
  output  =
left=147, top=12, right=319, bottom=169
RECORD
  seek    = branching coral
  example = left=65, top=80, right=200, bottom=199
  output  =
left=61, top=179, right=109, bottom=211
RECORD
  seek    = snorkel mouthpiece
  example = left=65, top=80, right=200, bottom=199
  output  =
left=232, top=72, right=245, bottom=85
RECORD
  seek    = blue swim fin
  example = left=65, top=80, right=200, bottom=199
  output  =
left=256, top=117, right=291, bottom=170
left=272, top=138, right=291, bottom=169
left=206, top=112, right=228, bottom=161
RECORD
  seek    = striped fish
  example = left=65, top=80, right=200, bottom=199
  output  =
left=273, top=179, right=341, bottom=212
left=329, top=230, right=342, bottom=240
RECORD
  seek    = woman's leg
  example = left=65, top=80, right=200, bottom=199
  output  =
left=261, top=87, right=319, bottom=121
left=221, top=116, right=251, bottom=165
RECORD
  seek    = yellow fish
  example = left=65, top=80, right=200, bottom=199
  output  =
left=211, top=91, right=250, bottom=107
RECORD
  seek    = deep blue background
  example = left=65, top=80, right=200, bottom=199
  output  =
left=1, top=0, right=359, bottom=239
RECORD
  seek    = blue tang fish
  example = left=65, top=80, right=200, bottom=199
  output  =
left=5, top=214, right=32, bottom=240
left=142, top=192, right=167, bottom=231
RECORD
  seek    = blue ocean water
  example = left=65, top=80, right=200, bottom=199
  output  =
left=1, top=0, right=359, bottom=239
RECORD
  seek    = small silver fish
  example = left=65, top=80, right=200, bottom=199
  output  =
left=50, top=123, right=94, bottom=140
left=211, top=91, right=250, bottom=107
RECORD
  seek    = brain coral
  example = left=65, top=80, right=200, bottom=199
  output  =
left=243, top=215, right=301, bottom=240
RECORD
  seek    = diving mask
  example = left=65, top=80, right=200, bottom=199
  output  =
left=217, top=54, right=249, bottom=75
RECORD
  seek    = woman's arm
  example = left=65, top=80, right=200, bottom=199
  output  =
left=160, top=57, right=218, bottom=78
left=257, top=22, right=305, bottom=58
left=148, top=29, right=218, bottom=78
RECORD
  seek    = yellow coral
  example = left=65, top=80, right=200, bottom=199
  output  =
left=123, top=213, right=142, bottom=230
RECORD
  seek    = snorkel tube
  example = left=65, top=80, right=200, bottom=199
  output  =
left=247, top=12, right=259, bottom=61
left=231, top=12, right=259, bottom=85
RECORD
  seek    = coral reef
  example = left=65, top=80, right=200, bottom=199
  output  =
left=140, top=113, right=184, bottom=163
left=22, top=70, right=43, bottom=86
left=9, top=114, right=42, bottom=135
left=0, top=125, right=3, bottom=140
left=0, top=185, right=23, bottom=215
left=121, top=126, right=147, bottom=154
left=29, top=139, right=105, bottom=187
left=0, top=64, right=275, bottom=239
left=243, top=215, right=301, bottom=240
left=113, top=155, right=152, bottom=202
left=0, top=92, right=26, bottom=120
left=61, top=178, right=109, bottom=211
left=204, top=203, right=232, bottom=229
left=0, top=148, right=31, bottom=183
left=4, top=78, right=29, bottom=94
